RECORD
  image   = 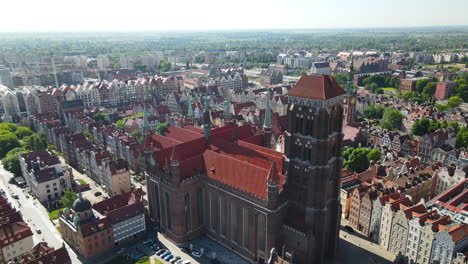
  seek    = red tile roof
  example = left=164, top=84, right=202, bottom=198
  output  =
left=288, top=75, right=345, bottom=100
left=203, top=150, right=285, bottom=199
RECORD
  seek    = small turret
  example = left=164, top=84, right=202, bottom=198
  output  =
left=224, top=90, right=232, bottom=124
left=170, top=146, right=180, bottom=184
left=264, top=89, right=272, bottom=149
left=267, top=161, right=280, bottom=209
left=203, top=96, right=211, bottom=140
left=187, top=93, right=194, bottom=126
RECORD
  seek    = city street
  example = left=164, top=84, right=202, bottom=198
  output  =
left=0, top=162, right=83, bottom=264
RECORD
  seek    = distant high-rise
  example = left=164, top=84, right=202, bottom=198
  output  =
left=0, top=65, right=14, bottom=89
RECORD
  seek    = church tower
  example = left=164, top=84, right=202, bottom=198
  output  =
left=343, top=72, right=357, bottom=126
left=283, top=75, right=345, bottom=263
left=264, top=89, right=272, bottom=149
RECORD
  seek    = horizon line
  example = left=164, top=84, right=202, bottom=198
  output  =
left=1, top=25, right=468, bottom=33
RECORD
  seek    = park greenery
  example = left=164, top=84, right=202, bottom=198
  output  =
left=342, top=147, right=382, bottom=173
left=0, top=122, right=49, bottom=177
left=456, top=127, right=468, bottom=149
left=363, top=74, right=400, bottom=93
left=60, top=189, right=78, bottom=208
left=410, top=119, right=460, bottom=136
left=362, top=105, right=404, bottom=130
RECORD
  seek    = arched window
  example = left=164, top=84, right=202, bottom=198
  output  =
left=165, top=192, right=172, bottom=231
left=197, top=189, right=205, bottom=226
left=185, top=193, right=192, bottom=232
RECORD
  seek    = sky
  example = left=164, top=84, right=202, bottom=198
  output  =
left=1, top=0, right=468, bottom=31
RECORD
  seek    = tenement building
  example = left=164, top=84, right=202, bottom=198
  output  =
left=145, top=74, right=345, bottom=263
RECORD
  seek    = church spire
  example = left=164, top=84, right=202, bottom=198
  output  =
left=224, top=89, right=232, bottom=123
left=143, top=104, right=150, bottom=131
left=264, top=89, right=271, bottom=128
left=203, top=96, right=211, bottom=140
left=187, top=93, right=194, bottom=119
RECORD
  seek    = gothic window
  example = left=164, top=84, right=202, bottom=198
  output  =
left=257, top=213, right=266, bottom=253
left=209, top=192, right=217, bottom=232
left=242, top=208, right=249, bottom=249
left=198, top=189, right=205, bottom=225
left=220, top=195, right=227, bottom=236
left=185, top=193, right=192, bottom=232
left=154, top=183, right=161, bottom=219
left=165, top=192, right=172, bottom=231
left=231, top=201, right=238, bottom=243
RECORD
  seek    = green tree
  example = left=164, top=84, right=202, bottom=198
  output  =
left=422, top=82, right=437, bottom=95
left=83, top=131, right=92, bottom=139
left=375, top=88, right=384, bottom=94
left=363, top=74, right=386, bottom=87
left=0, top=122, right=17, bottom=132
left=415, top=79, right=431, bottom=93
left=92, top=113, right=106, bottom=121
left=449, top=121, right=461, bottom=133
left=343, top=147, right=371, bottom=173
left=367, top=149, right=382, bottom=162
left=455, top=127, right=468, bottom=148
left=0, top=132, right=20, bottom=158
left=294, top=69, right=307, bottom=76
left=158, top=60, right=172, bottom=72
left=410, top=118, right=431, bottom=136
left=60, top=189, right=78, bottom=208
left=2, top=148, right=26, bottom=176
left=380, top=109, right=403, bottom=130
left=447, top=96, right=463, bottom=108
left=155, top=122, right=169, bottom=135
left=363, top=104, right=385, bottom=119
left=14, top=127, right=33, bottom=139
left=333, top=73, right=347, bottom=87
left=133, top=61, right=148, bottom=71
left=23, top=132, right=48, bottom=151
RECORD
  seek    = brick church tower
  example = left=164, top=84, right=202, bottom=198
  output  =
left=343, top=72, right=357, bottom=126
left=282, top=75, right=345, bottom=263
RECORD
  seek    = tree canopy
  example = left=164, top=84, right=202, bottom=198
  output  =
left=379, top=109, right=403, bottom=130
left=342, top=147, right=376, bottom=173
left=363, top=104, right=385, bottom=119
left=60, top=189, right=78, bottom=208
left=455, top=127, right=468, bottom=149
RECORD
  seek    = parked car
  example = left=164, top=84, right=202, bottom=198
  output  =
left=160, top=251, right=170, bottom=258
left=36, top=228, right=41, bottom=234
left=116, top=248, right=126, bottom=255
left=94, top=191, right=102, bottom=196
left=155, top=249, right=166, bottom=255
left=181, top=260, right=191, bottom=264
left=344, top=225, right=355, bottom=233
left=170, top=256, right=181, bottom=263
left=11, top=194, right=19, bottom=199
left=164, top=254, right=174, bottom=261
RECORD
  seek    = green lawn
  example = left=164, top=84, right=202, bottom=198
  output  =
left=106, top=256, right=150, bottom=264
left=48, top=208, right=65, bottom=220
left=76, top=179, right=87, bottom=185
left=381, top=87, right=397, bottom=91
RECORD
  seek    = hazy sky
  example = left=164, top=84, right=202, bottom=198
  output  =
left=2, top=0, right=468, bottom=31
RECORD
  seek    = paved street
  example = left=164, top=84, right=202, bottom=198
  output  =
left=335, top=225, right=394, bottom=264
left=0, top=162, right=84, bottom=264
